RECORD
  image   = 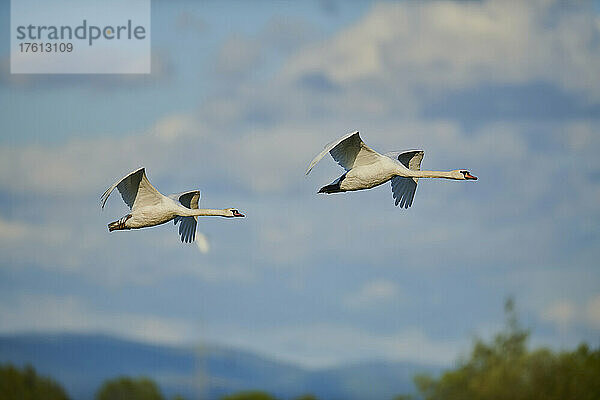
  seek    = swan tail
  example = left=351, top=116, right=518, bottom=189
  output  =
left=318, top=174, right=346, bottom=194
left=108, top=214, right=132, bottom=232
left=318, top=183, right=343, bottom=194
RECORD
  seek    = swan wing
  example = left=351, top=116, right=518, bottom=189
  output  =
left=385, top=150, right=425, bottom=172
left=390, top=176, right=418, bottom=208
left=100, top=167, right=163, bottom=210
left=169, top=190, right=201, bottom=209
left=386, top=150, right=424, bottom=208
left=168, top=190, right=200, bottom=243
left=306, top=131, right=382, bottom=175
left=173, top=215, right=197, bottom=243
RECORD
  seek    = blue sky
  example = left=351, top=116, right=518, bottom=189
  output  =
left=1, top=0, right=600, bottom=368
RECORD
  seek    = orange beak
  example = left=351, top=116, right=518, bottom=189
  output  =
left=465, top=172, right=477, bottom=180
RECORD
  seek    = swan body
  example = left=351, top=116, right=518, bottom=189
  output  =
left=101, top=167, right=244, bottom=243
left=306, top=131, right=477, bottom=208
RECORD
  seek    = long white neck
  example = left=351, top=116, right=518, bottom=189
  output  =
left=403, top=170, right=458, bottom=179
left=182, top=208, right=230, bottom=217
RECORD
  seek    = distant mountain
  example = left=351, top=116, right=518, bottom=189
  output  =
left=0, top=333, right=441, bottom=400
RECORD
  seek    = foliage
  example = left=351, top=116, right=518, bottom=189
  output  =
left=413, top=299, right=600, bottom=400
left=0, top=363, right=70, bottom=400
left=95, top=376, right=164, bottom=400
left=219, top=390, right=279, bottom=400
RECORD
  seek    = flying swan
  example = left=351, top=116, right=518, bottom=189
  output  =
left=306, top=131, right=477, bottom=208
left=101, top=167, right=244, bottom=242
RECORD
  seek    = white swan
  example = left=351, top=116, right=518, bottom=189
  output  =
left=306, top=131, right=477, bottom=208
left=101, top=167, right=244, bottom=242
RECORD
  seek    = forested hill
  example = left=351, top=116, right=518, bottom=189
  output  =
left=0, top=333, right=440, bottom=400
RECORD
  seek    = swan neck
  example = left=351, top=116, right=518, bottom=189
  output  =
left=411, top=170, right=456, bottom=179
left=190, top=208, right=229, bottom=217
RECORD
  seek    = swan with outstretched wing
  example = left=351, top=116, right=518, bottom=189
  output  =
left=101, top=168, right=244, bottom=242
left=306, top=131, right=477, bottom=208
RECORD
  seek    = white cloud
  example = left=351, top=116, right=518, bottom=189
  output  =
left=0, top=292, right=463, bottom=367
left=1, top=51, right=171, bottom=88
left=283, top=0, right=600, bottom=101
left=586, top=295, right=600, bottom=329
left=0, top=114, right=197, bottom=197
left=540, top=294, right=600, bottom=331
left=151, top=113, right=197, bottom=143
left=0, top=214, right=88, bottom=271
left=541, top=300, right=577, bottom=327
left=344, top=279, right=401, bottom=309
left=195, top=231, right=210, bottom=254
left=0, top=294, right=198, bottom=345
left=200, top=322, right=463, bottom=368
left=0, top=205, right=254, bottom=286
left=0, top=217, right=29, bottom=242
left=0, top=114, right=322, bottom=198
left=565, top=119, right=600, bottom=152
left=216, top=35, right=263, bottom=78
left=212, top=16, right=320, bottom=83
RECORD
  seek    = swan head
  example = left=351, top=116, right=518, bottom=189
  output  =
left=453, top=170, right=477, bottom=180
left=225, top=208, right=245, bottom=218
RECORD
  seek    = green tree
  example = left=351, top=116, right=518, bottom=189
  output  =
left=219, top=390, right=278, bottom=400
left=413, top=299, right=600, bottom=400
left=95, top=376, right=164, bottom=400
left=0, top=363, right=70, bottom=400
